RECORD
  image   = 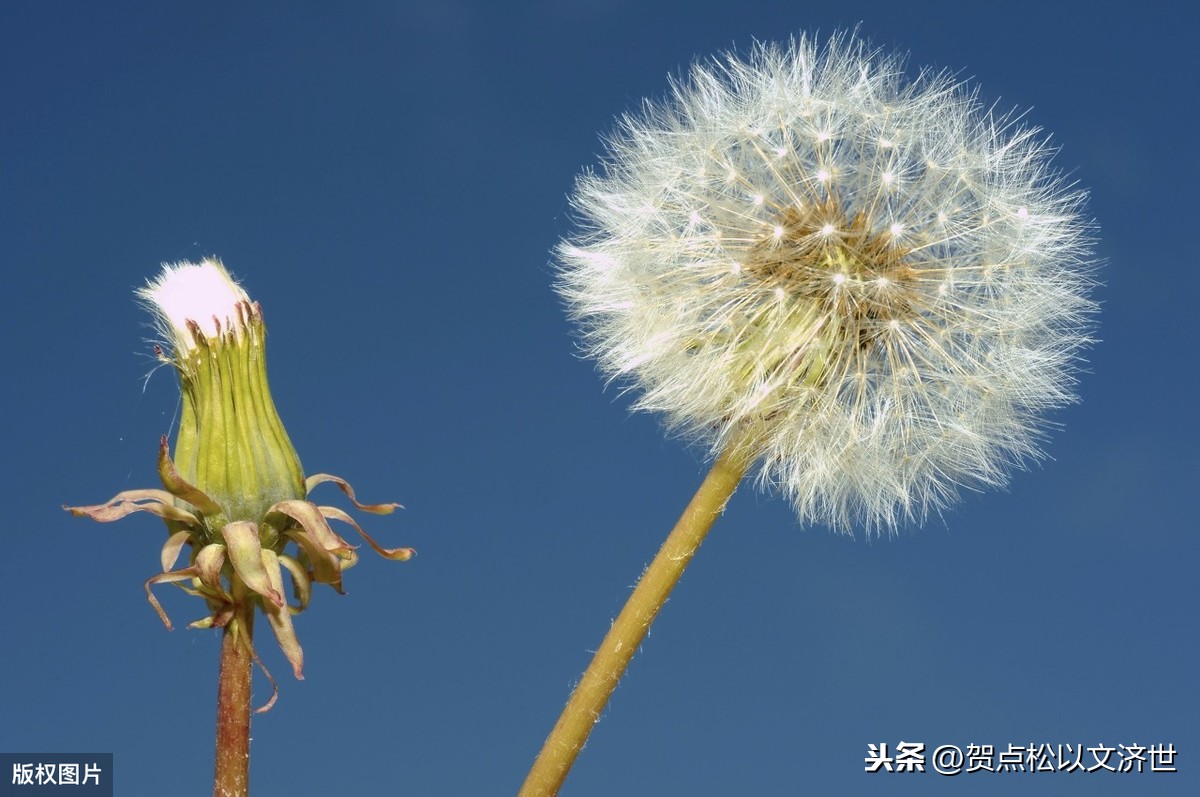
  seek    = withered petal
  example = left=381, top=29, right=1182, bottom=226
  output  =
left=160, top=530, right=194, bottom=572
left=144, top=566, right=200, bottom=630
left=268, top=499, right=354, bottom=555
left=194, top=543, right=229, bottom=596
left=304, top=473, right=403, bottom=514
left=277, top=554, right=312, bottom=613
left=220, top=521, right=284, bottom=609
left=65, top=490, right=200, bottom=525
left=259, top=549, right=304, bottom=681
left=319, top=505, right=415, bottom=561
left=157, top=436, right=223, bottom=516
left=284, top=529, right=344, bottom=592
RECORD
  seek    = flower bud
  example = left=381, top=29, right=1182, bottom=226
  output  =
left=140, top=259, right=305, bottom=537
left=67, top=258, right=411, bottom=696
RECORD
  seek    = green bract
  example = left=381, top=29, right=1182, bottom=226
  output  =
left=170, top=296, right=305, bottom=533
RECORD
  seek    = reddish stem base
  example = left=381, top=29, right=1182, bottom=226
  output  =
left=214, top=615, right=253, bottom=797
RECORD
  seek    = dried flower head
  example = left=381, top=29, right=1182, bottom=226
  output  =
left=557, top=33, right=1096, bottom=533
left=67, top=259, right=412, bottom=698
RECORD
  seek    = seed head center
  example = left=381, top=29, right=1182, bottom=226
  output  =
left=744, top=200, right=919, bottom=330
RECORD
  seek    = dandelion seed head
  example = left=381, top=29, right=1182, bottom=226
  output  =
left=138, top=259, right=251, bottom=353
left=557, top=32, right=1097, bottom=534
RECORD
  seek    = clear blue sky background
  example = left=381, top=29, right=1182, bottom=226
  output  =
left=2, top=2, right=1196, bottom=795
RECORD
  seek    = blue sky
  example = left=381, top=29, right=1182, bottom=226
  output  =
left=2, top=2, right=1196, bottom=795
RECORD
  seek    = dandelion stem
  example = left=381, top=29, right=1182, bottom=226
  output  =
left=214, top=594, right=253, bottom=797
left=519, top=442, right=752, bottom=796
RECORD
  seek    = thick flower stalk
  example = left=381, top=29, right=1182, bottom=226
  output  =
left=523, top=32, right=1095, bottom=794
left=66, top=259, right=412, bottom=796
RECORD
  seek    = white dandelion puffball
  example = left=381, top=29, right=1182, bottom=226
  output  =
left=557, top=32, right=1096, bottom=534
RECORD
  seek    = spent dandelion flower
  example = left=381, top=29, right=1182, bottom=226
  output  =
left=66, top=259, right=412, bottom=797
left=522, top=31, right=1096, bottom=794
